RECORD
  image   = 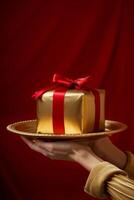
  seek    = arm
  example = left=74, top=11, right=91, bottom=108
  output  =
left=92, top=137, right=134, bottom=179
left=22, top=137, right=134, bottom=199
left=92, top=137, right=127, bottom=169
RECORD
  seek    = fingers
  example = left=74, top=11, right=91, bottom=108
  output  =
left=35, top=140, right=73, bottom=154
left=35, top=141, right=76, bottom=159
left=21, top=137, right=50, bottom=156
left=21, top=137, right=90, bottom=152
left=21, top=137, right=73, bottom=160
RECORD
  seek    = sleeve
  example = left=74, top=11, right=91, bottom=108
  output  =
left=124, top=151, right=134, bottom=179
left=84, top=161, right=134, bottom=200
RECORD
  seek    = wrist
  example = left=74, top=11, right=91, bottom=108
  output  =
left=93, top=138, right=127, bottom=169
left=71, top=147, right=103, bottom=171
left=86, top=153, right=103, bottom=171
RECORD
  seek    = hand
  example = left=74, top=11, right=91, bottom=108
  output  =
left=21, top=137, right=103, bottom=171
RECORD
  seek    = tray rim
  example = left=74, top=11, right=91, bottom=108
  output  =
left=6, top=119, right=128, bottom=139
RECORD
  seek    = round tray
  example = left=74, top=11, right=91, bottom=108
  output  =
left=6, top=119, right=127, bottom=141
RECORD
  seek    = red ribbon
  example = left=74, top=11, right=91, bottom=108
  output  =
left=33, top=74, right=100, bottom=134
left=53, top=87, right=67, bottom=134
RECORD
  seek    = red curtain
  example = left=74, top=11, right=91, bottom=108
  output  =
left=1, top=0, right=134, bottom=199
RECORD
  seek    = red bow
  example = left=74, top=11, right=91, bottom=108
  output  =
left=32, top=74, right=92, bottom=99
left=53, top=74, right=92, bottom=89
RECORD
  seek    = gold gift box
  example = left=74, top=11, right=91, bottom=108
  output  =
left=37, top=89, right=105, bottom=135
left=36, top=89, right=105, bottom=134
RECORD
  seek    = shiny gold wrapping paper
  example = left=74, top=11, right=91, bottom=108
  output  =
left=37, top=89, right=105, bottom=134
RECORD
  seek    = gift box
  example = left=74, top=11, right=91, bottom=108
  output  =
left=33, top=74, right=105, bottom=135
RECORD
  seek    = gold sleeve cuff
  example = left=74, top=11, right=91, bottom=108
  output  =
left=124, top=152, right=134, bottom=179
left=84, top=161, right=127, bottom=199
left=108, top=174, right=134, bottom=200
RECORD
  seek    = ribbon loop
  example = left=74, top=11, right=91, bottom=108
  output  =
left=53, top=74, right=73, bottom=88
left=74, top=76, right=92, bottom=88
left=32, top=74, right=93, bottom=99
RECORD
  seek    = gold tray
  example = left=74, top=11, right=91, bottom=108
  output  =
left=6, top=119, right=127, bottom=141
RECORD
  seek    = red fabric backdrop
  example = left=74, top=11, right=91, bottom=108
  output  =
left=1, top=0, right=134, bottom=199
